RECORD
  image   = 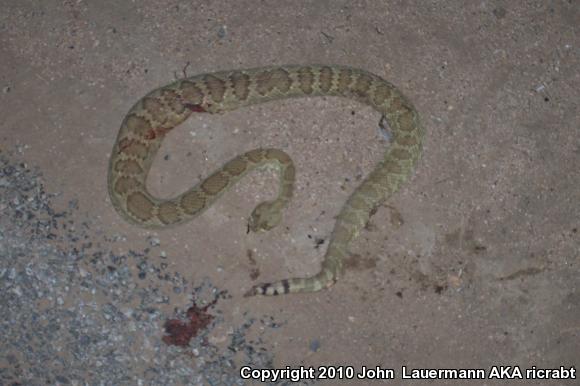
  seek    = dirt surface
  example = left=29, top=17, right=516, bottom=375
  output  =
left=1, top=1, right=578, bottom=385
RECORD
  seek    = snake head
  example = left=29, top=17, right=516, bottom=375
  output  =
left=248, top=201, right=282, bottom=233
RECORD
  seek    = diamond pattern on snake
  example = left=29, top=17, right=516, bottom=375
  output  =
left=108, top=65, right=424, bottom=296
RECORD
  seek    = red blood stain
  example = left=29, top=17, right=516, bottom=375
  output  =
left=117, top=137, right=134, bottom=154
left=143, top=129, right=157, bottom=140
left=143, top=126, right=173, bottom=141
left=162, top=295, right=219, bottom=347
left=185, top=103, right=208, bottom=113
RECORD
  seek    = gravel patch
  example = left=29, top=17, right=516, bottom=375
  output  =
left=0, top=152, right=288, bottom=385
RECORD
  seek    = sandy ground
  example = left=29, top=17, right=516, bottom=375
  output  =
left=1, top=1, right=578, bottom=385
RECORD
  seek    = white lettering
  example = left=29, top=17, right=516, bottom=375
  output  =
left=401, top=366, right=485, bottom=379
left=238, top=366, right=315, bottom=382
left=489, top=366, right=523, bottom=379
left=526, top=366, right=577, bottom=379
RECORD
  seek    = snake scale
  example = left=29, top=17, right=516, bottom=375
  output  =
left=108, top=65, right=423, bottom=296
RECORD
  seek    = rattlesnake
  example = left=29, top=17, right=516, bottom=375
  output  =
left=108, top=65, right=423, bottom=296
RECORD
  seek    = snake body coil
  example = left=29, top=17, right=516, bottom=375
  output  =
left=108, top=65, right=423, bottom=296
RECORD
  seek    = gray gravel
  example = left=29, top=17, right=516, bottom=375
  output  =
left=0, top=152, right=285, bottom=385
